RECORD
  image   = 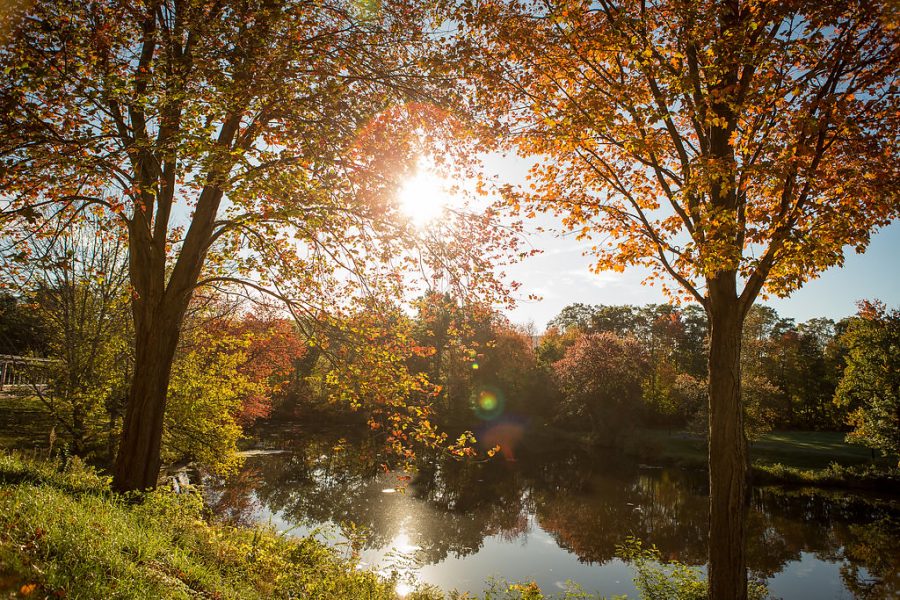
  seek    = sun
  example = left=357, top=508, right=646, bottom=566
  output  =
left=397, top=169, right=453, bottom=226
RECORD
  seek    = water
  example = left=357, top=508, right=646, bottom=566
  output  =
left=204, top=427, right=899, bottom=599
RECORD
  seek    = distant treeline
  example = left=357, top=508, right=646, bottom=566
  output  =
left=390, top=297, right=898, bottom=460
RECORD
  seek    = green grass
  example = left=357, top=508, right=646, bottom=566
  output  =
left=0, top=393, right=56, bottom=451
left=0, top=452, right=441, bottom=599
left=628, top=429, right=899, bottom=491
left=749, top=432, right=898, bottom=491
left=748, top=431, right=880, bottom=469
left=635, top=429, right=889, bottom=469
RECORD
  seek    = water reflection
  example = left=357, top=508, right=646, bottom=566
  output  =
left=204, top=428, right=900, bottom=599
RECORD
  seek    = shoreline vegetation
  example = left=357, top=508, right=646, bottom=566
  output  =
left=4, top=391, right=898, bottom=495
left=519, top=424, right=900, bottom=494
left=0, top=451, right=767, bottom=600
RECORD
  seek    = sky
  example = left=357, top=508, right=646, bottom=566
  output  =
left=503, top=217, right=900, bottom=331
left=475, top=154, right=900, bottom=331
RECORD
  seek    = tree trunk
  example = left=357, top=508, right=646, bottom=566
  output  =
left=112, top=305, right=183, bottom=493
left=71, top=404, right=85, bottom=456
left=706, top=277, right=748, bottom=600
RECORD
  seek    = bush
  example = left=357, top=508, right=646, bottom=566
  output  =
left=616, top=537, right=769, bottom=600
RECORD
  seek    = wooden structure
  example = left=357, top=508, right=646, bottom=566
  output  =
left=0, top=355, right=55, bottom=391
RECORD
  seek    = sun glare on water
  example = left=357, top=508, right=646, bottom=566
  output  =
left=397, top=169, right=454, bottom=226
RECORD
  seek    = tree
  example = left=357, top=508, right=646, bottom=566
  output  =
left=1, top=0, right=518, bottom=491
left=794, top=318, right=841, bottom=429
left=553, top=332, right=647, bottom=441
left=459, top=1, right=899, bottom=597
left=164, top=326, right=258, bottom=475
left=204, top=304, right=307, bottom=426
left=0, top=292, right=50, bottom=356
left=834, top=301, right=900, bottom=463
left=2, top=215, right=131, bottom=458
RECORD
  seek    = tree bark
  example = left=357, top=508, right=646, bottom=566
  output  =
left=111, top=136, right=227, bottom=492
left=112, top=304, right=183, bottom=492
left=706, top=274, right=749, bottom=600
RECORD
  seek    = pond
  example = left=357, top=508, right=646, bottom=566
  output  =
left=204, top=426, right=899, bottom=599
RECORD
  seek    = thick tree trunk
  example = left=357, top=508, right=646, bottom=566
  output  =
left=112, top=306, right=182, bottom=492
left=706, top=277, right=748, bottom=600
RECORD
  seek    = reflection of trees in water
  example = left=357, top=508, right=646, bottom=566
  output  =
left=749, top=489, right=899, bottom=597
left=207, top=431, right=899, bottom=596
left=531, top=463, right=708, bottom=565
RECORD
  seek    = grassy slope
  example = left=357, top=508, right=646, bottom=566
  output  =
left=0, top=453, right=442, bottom=600
left=0, top=454, right=635, bottom=600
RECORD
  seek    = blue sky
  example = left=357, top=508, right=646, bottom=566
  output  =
left=503, top=218, right=899, bottom=330
left=478, top=155, right=900, bottom=330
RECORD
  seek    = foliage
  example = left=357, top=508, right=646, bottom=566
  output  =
left=460, top=0, right=898, bottom=303
left=409, top=293, right=495, bottom=421
left=688, top=373, right=777, bottom=442
left=834, top=301, right=900, bottom=463
left=301, top=302, right=483, bottom=463
left=753, top=462, right=900, bottom=493
left=204, top=305, right=308, bottom=426
left=553, top=332, right=647, bottom=441
left=164, top=330, right=260, bottom=476
left=0, top=0, right=524, bottom=490
left=0, top=291, right=50, bottom=356
left=461, top=2, right=898, bottom=592
left=616, top=538, right=769, bottom=600
left=1, top=216, right=132, bottom=458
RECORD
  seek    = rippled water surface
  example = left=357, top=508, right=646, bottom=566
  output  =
left=204, top=427, right=899, bottom=599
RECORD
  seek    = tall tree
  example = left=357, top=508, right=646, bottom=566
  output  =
left=0, top=0, right=517, bottom=491
left=459, top=1, right=899, bottom=597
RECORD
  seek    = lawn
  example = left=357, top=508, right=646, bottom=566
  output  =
left=639, top=429, right=889, bottom=471
left=748, top=431, right=879, bottom=469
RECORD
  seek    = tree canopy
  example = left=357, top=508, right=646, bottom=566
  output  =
left=0, top=0, right=524, bottom=491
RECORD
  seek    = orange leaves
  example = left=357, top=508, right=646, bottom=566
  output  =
left=459, top=0, right=898, bottom=305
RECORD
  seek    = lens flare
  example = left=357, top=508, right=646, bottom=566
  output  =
left=472, top=386, right=505, bottom=420
left=471, top=362, right=479, bottom=370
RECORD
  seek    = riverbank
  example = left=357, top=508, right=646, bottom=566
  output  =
left=622, top=429, right=900, bottom=493
left=0, top=452, right=443, bottom=599
left=1, top=450, right=776, bottom=600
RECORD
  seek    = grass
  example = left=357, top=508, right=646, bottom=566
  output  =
left=629, top=429, right=899, bottom=492
left=0, top=452, right=440, bottom=599
left=634, top=429, right=888, bottom=468
left=747, top=431, right=880, bottom=469
left=0, top=393, right=55, bottom=451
